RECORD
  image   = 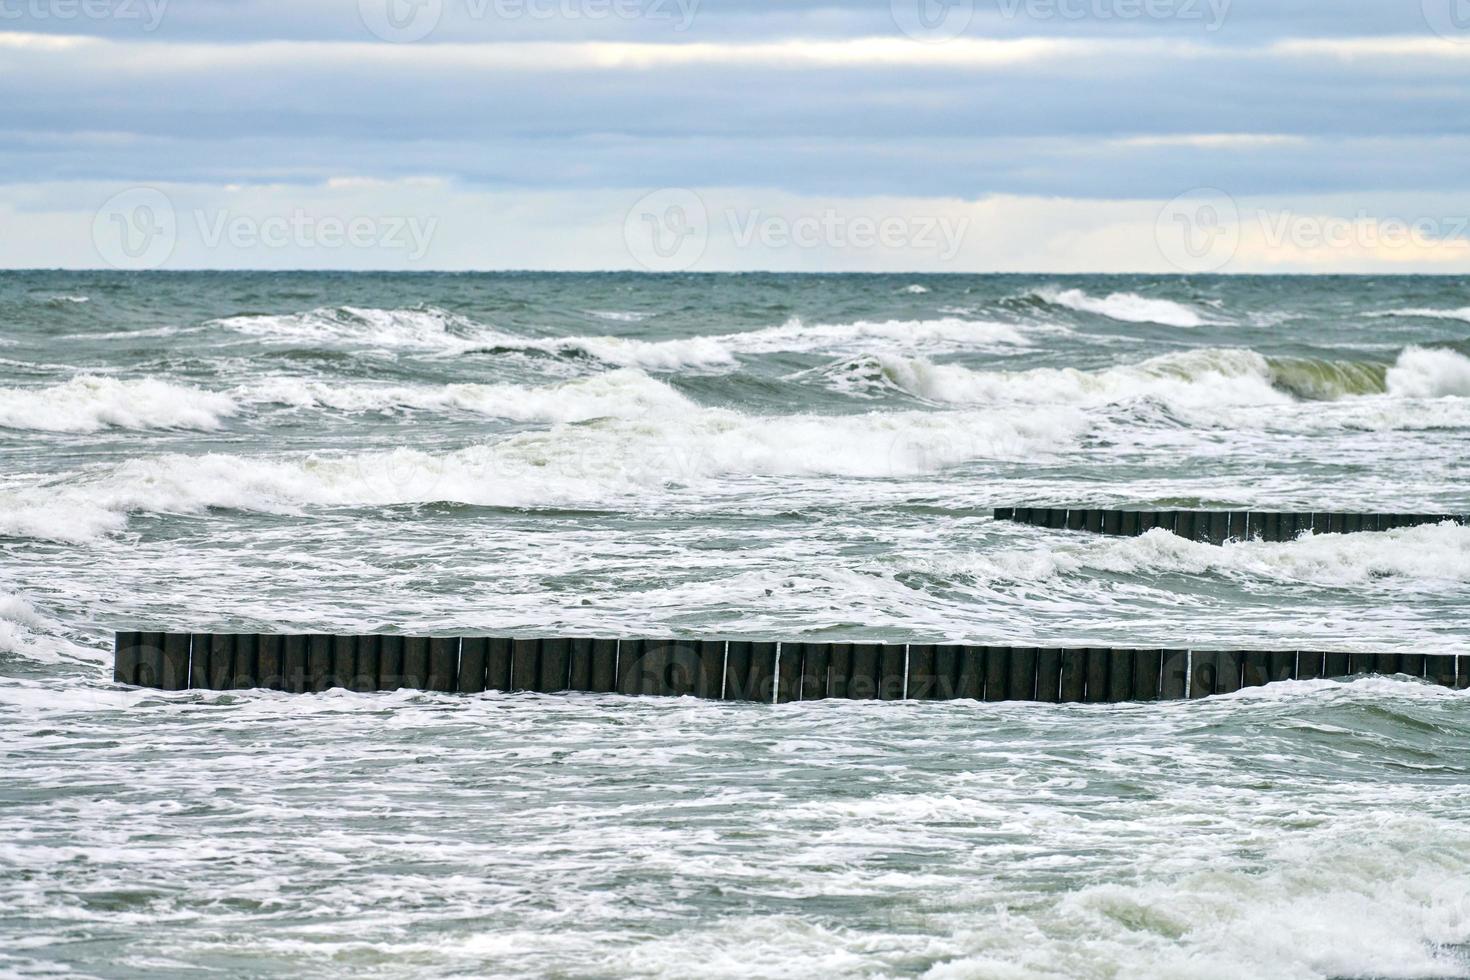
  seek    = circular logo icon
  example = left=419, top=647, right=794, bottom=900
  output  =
left=623, top=188, right=709, bottom=272
left=359, top=0, right=443, bottom=43
left=1154, top=187, right=1241, bottom=274
left=1423, top=0, right=1470, bottom=42
left=891, top=0, right=974, bottom=43
left=92, top=187, right=177, bottom=270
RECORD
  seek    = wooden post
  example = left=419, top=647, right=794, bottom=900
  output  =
left=258, top=635, right=285, bottom=691
left=515, top=638, right=543, bottom=693
left=402, top=637, right=430, bottom=690
left=799, top=642, right=833, bottom=701
left=1060, top=649, right=1086, bottom=702
left=487, top=637, right=515, bottom=691
left=199, top=634, right=232, bottom=690
left=566, top=637, right=593, bottom=692
left=427, top=637, right=459, bottom=693
left=353, top=636, right=381, bottom=692
left=1009, top=647, right=1038, bottom=702
left=847, top=643, right=882, bottom=701
left=876, top=644, right=906, bottom=701
left=378, top=635, right=404, bottom=691
left=459, top=637, right=488, bottom=694
left=1160, top=649, right=1188, bottom=699
left=332, top=636, right=357, bottom=692
left=906, top=644, right=937, bottom=700
left=538, top=638, right=571, bottom=693
left=953, top=646, right=984, bottom=700
left=1106, top=649, right=1133, bottom=702
left=307, top=635, right=335, bottom=692
left=694, top=641, right=725, bottom=700
left=232, top=634, right=260, bottom=690
left=1132, top=650, right=1163, bottom=701
left=1034, top=647, right=1061, bottom=703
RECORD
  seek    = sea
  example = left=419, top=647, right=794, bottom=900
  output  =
left=1, top=271, right=1468, bottom=978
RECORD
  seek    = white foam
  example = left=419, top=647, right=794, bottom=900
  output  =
left=729, top=317, right=1028, bottom=354
left=0, top=404, right=1085, bottom=542
left=585, top=310, right=653, bottom=322
left=209, top=306, right=1029, bottom=369
left=902, top=284, right=931, bottom=294
left=1385, top=346, right=1470, bottom=398
left=0, top=376, right=239, bottom=433
left=243, top=369, right=693, bottom=423
left=965, top=524, right=1470, bottom=589
left=1376, top=306, right=1470, bottom=323
left=0, top=586, right=102, bottom=665
left=832, top=349, right=1289, bottom=413
left=212, top=306, right=498, bottom=352
left=1037, top=287, right=1209, bottom=327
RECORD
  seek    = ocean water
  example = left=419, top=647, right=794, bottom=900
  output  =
left=1, top=271, right=1469, bottom=978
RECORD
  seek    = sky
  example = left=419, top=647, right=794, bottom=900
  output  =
left=2, top=0, right=1470, bottom=272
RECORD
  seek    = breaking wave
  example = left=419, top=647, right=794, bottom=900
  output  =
left=211, top=307, right=1029, bottom=369
left=953, top=523, right=1470, bottom=589
left=1032, top=288, right=1210, bottom=328
left=0, top=405, right=1086, bottom=543
left=0, top=376, right=239, bottom=433
left=822, top=347, right=1470, bottom=416
left=243, top=369, right=693, bottom=423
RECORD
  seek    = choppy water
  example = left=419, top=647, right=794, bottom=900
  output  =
left=2, top=272, right=1469, bottom=978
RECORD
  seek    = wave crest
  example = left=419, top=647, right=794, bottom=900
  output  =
left=0, top=405, right=1085, bottom=542
left=0, top=376, right=239, bottom=433
left=1032, top=288, right=1209, bottom=328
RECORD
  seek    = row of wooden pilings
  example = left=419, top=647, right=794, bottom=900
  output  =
left=114, top=633, right=1467, bottom=703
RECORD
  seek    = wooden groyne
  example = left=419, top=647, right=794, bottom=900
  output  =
left=113, top=633, right=1467, bottom=704
left=995, top=508, right=1467, bottom=545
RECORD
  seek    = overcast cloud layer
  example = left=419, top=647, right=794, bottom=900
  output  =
left=3, top=0, right=1470, bottom=271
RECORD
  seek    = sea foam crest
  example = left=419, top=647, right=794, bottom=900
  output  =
left=0, top=586, right=102, bottom=665
left=244, top=368, right=694, bottom=422
left=833, top=346, right=1470, bottom=412
left=212, top=306, right=1029, bottom=369
left=1376, top=306, right=1470, bottom=323
left=1385, top=345, right=1470, bottom=398
left=0, top=376, right=239, bottom=433
left=0, top=404, right=1086, bottom=542
left=1033, top=287, right=1209, bottom=327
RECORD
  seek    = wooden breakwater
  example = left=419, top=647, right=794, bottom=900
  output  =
left=113, top=633, right=1468, bottom=704
left=995, top=508, right=1468, bottom=545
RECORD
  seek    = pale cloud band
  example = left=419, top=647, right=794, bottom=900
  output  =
left=3, top=2, right=1470, bottom=272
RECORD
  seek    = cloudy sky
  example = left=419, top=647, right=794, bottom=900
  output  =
left=3, top=0, right=1470, bottom=271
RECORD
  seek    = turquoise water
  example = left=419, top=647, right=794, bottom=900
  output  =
left=2, top=272, right=1469, bottom=977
